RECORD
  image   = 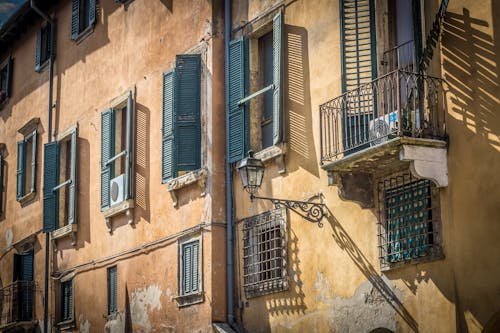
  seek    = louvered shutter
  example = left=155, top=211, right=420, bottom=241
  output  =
left=125, top=92, right=132, bottom=198
left=30, top=131, right=37, bottom=193
left=62, top=281, right=73, bottom=320
left=88, top=0, right=96, bottom=27
left=71, top=0, right=80, bottom=40
left=68, top=130, right=77, bottom=225
left=22, top=252, right=34, bottom=281
left=272, top=12, right=283, bottom=145
left=101, top=109, right=114, bottom=210
left=175, top=54, right=201, bottom=172
left=35, top=30, right=42, bottom=71
left=228, top=38, right=248, bottom=163
left=43, top=141, right=59, bottom=233
left=182, top=243, right=192, bottom=294
left=108, top=267, right=117, bottom=314
left=5, top=57, right=13, bottom=97
left=340, top=0, right=377, bottom=152
left=162, top=70, right=175, bottom=182
left=16, top=141, right=26, bottom=199
left=191, top=241, right=199, bottom=292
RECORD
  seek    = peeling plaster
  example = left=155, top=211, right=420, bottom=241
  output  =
left=5, top=228, right=13, bottom=248
left=131, top=284, right=162, bottom=332
left=104, top=312, right=125, bottom=333
left=79, top=314, right=91, bottom=333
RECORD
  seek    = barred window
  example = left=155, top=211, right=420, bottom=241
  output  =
left=377, top=172, right=442, bottom=269
left=242, top=208, right=288, bottom=298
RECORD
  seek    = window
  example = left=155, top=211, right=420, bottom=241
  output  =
left=242, top=208, right=288, bottom=298
left=162, top=54, right=201, bottom=181
left=176, top=235, right=203, bottom=307
left=71, top=0, right=96, bottom=41
left=228, top=11, right=283, bottom=163
left=43, top=126, right=77, bottom=234
left=0, top=57, right=13, bottom=104
left=107, top=266, right=117, bottom=315
left=13, top=251, right=34, bottom=321
left=377, top=172, right=442, bottom=269
left=101, top=92, right=133, bottom=211
left=35, top=22, right=53, bottom=72
left=0, top=149, right=4, bottom=216
left=17, top=119, right=39, bottom=203
left=60, top=280, right=73, bottom=322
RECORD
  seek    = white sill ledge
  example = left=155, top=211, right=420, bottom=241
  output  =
left=103, top=199, right=135, bottom=232
left=254, top=143, right=287, bottom=174
left=165, top=167, right=208, bottom=207
left=51, top=224, right=78, bottom=247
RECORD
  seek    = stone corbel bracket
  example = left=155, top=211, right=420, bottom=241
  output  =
left=400, top=145, right=448, bottom=187
left=103, top=199, right=135, bottom=232
left=166, top=168, right=208, bottom=207
left=255, top=144, right=287, bottom=174
left=51, top=224, right=78, bottom=248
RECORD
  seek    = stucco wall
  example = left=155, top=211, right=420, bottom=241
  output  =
left=231, top=0, right=500, bottom=332
left=0, top=0, right=226, bottom=331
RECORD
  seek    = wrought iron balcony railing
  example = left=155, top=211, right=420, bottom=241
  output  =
left=320, top=69, right=446, bottom=164
left=0, top=281, right=36, bottom=328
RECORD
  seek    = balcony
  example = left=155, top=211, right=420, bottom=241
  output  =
left=0, top=281, right=37, bottom=330
left=319, top=69, right=448, bottom=207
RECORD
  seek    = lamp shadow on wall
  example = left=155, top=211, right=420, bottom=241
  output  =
left=284, top=25, right=319, bottom=178
left=325, top=210, right=419, bottom=332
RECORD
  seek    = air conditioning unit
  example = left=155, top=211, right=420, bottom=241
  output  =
left=110, top=174, right=126, bottom=206
left=369, top=111, right=398, bottom=146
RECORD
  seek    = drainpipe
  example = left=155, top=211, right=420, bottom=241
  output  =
left=30, top=2, right=54, bottom=333
left=224, top=0, right=238, bottom=330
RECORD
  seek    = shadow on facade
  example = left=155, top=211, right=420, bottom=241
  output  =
left=325, top=210, right=419, bottom=332
left=284, top=25, right=319, bottom=178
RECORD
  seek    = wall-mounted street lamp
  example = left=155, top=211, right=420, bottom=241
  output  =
left=237, top=151, right=326, bottom=224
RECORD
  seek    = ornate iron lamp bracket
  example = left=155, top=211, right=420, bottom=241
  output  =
left=250, top=194, right=326, bottom=226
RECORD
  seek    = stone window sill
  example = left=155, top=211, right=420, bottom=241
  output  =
left=174, top=291, right=204, bottom=308
left=103, top=199, right=134, bottom=232
left=254, top=143, right=287, bottom=174
left=17, top=191, right=36, bottom=206
left=57, top=319, right=75, bottom=331
left=166, top=167, right=208, bottom=207
left=74, top=25, right=95, bottom=45
left=380, top=246, right=445, bottom=272
left=51, top=224, right=78, bottom=247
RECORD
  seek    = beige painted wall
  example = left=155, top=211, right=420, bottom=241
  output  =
left=231, top=0, right=500, bottom=332
left=0, top=0, right=226, bottom=331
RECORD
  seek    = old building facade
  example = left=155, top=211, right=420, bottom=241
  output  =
left=0, top=0, right=499, bottom=332
left=228, top=0, right=500, bottom=332
left=0, top=0, right=227, bottom=332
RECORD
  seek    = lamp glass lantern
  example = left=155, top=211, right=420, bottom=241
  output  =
left=237, top=151, right=264, bottom=195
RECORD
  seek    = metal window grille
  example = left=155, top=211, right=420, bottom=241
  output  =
left=377, top=172, right=441, bottom=268
left=242, top=208, right=288, bottom=298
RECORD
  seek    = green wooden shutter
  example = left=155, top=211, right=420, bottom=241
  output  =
left=88, top=0, right=97, bottom=27
left=101, top=109, right=114, bottom=210
left=71, top=0, right=80, bottom=40
left=30, top=131, right=37, bottom=193
left=175, top=54, right=201, bottom=172
left=182, top=243, right=192, bottom=294
left=228, top=38, right=248, bottom=163
left=68, top=130, right=77, bottom=225
left=272, top=11, right=283, bottom=145
left=62, top=281, right=73, bottom=320
left=22, top=251, right=34, bottom=281
left=16, top=140, right=26, bottom=200
left=125, top=92, right=132, bottom=199
left=35, top=30, right=42, bottom=71
left=6, top=57, right=13, bottom=97
left=108, top=266, right=117, bottom=314
left=162, top=70, right=175, bottom=182
left=43, top=141, right=59, bottom=233
left=340, top=0, right=377, bottom=152
left=191, top=241, right=199, bottom=292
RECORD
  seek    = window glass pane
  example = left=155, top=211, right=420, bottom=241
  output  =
left=24, top=137, right=33, bottom=195
left=58, top=139, right=71, bottom=227
left=113, top=106, right=126, bottom=176
left=260, top=31, right=274, bottom=149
